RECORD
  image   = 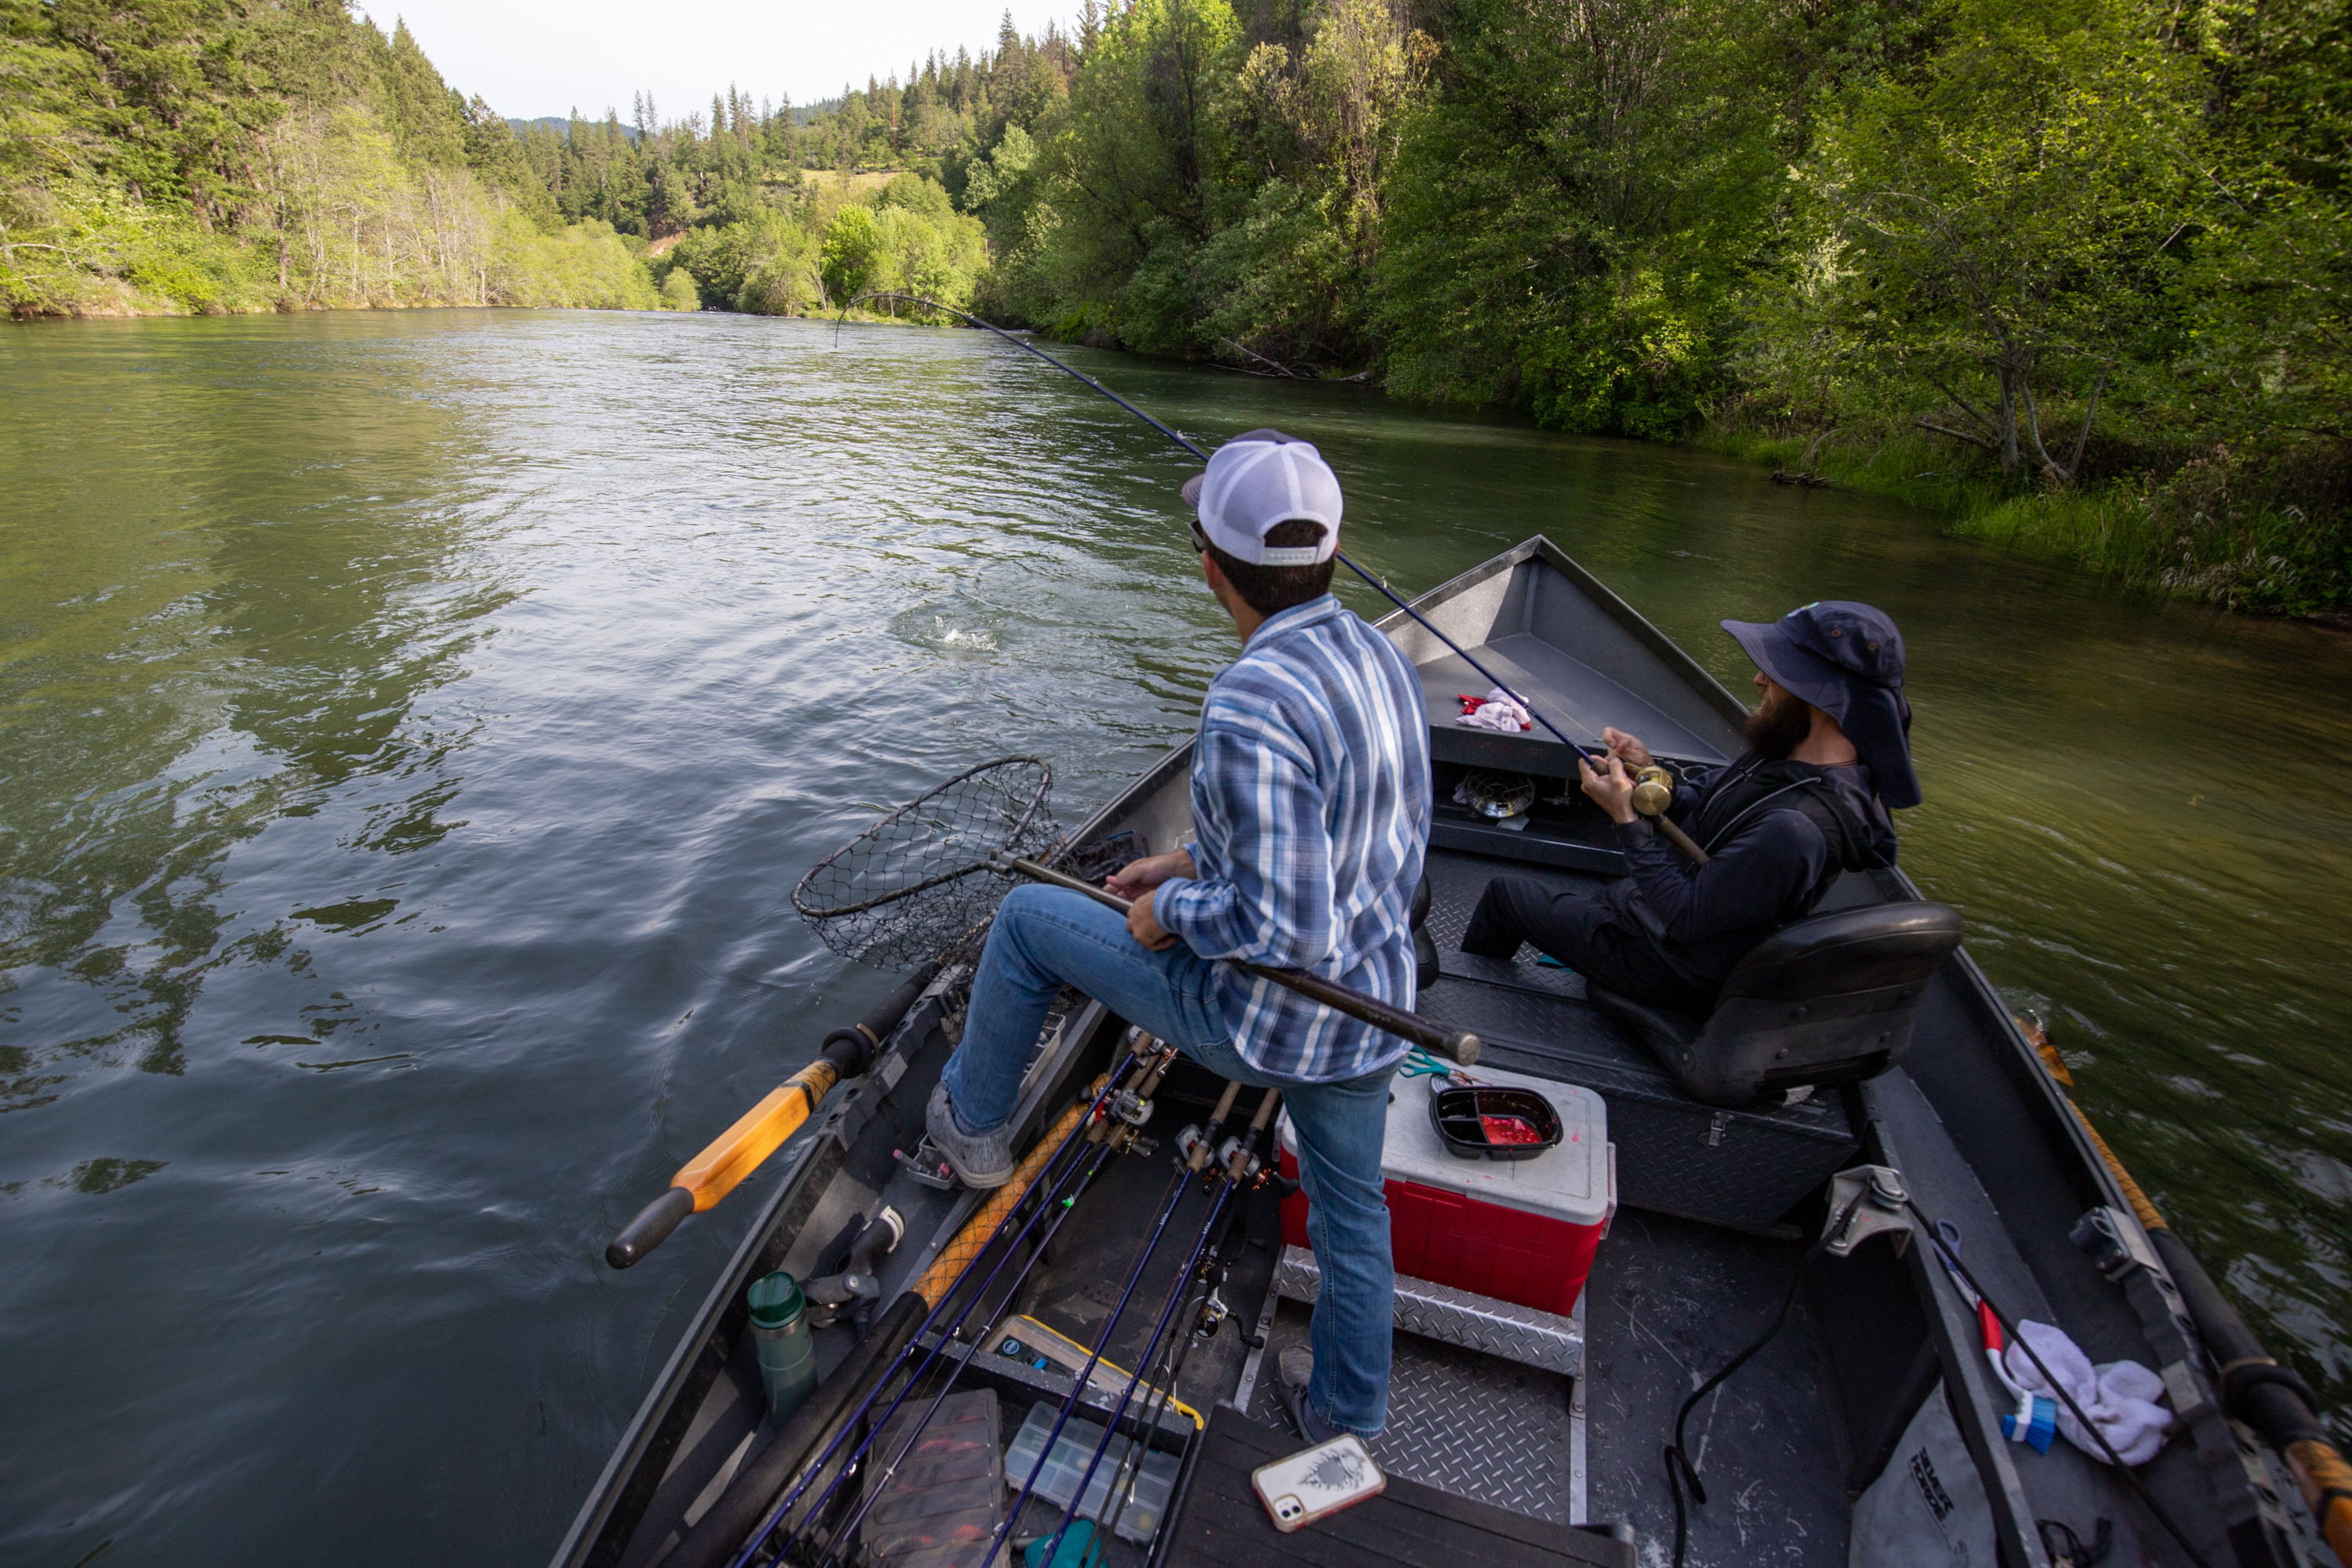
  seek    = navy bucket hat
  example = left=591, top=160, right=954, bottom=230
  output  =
left=1721, top=601, right=1921, bottom=809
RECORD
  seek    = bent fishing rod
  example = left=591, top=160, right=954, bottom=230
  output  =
left=839, top=292, right=1623, bottom=775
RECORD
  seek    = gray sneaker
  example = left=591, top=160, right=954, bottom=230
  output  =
left=1275, top=1347, right=1344, bottom=1443
left=925, top=1083, right=1014, bottom=1189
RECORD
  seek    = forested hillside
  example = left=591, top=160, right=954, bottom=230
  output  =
left=5, top=0, right=2344, bottom=612
left=0, top=0, right=659, bottom=310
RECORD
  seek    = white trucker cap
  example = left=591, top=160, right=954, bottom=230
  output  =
left=1178, top=429, right=1343, bottom=566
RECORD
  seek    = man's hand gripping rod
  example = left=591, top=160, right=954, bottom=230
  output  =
left=990, top=852, right=1479, bottom=1065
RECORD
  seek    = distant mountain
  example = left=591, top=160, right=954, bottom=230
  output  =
left=506, top=101, right=836, bottom=142
left=508, top=116, right=641, bottom=142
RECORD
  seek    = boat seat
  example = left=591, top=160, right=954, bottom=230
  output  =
left=1411, top=873, right=1440, bottom=990
left=1587, top=901, right=1964, bottom=1108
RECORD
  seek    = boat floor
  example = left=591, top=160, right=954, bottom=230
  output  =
left=624, top=844, right=1872, bottom=1566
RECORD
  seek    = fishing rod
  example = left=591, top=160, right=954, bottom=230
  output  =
left=721, top=1053, right=1155, bottom=1568
left=677, top=1054, right=1142, bottom=1568
left=789, top=1124, right=1131, bottom=1565
left=837, top=293, right=1624, bottom=776
left=1020, top=1091, right=1280, bottom=1568
left=982, top=1146, right=1210, bottom=1565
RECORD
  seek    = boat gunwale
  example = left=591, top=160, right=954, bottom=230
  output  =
left=550, top=535, right=2270, bottom=1568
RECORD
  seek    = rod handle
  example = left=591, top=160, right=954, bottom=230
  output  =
left=1653, top=815, right=1711, bottom=866
left=1241, top=960, right=1480, bottom=1065
left=992, top=854, right=1479, bottom=1065
left=607, top=1187, right=694, bottom=1270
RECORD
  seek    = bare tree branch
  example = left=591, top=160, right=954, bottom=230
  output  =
left=1916, top=417, right=2000, bottom=453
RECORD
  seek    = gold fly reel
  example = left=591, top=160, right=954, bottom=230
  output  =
left=1631, top=764, right=1675, bottom=818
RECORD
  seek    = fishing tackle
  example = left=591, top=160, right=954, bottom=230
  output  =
left=998, top=1090, right=1282, bottom=1568
left=710, top=1054, right=1146, bottom=1568
left=837, top=292, right=1622, bottom=775
left=1629, top=764, right=1711, bottom=865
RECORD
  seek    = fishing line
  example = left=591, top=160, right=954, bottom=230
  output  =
left=727, top=1055, right=1140, bottom=1568
left=1910, top=1203, right=2216, bottom=1568
left=982, top=1157, right=1200, bottom=1566
left=797, top=1139, right=1120, bottom=1565
left=837, top=293, right=1621, bottom=770
left=1024, top=1178, right=1241, bottom=1567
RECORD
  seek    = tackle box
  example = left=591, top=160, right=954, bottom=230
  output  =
left=1279, top=1064, right=1614, bottom=1318
left=1004, top=1401, right=1180, bottom=1546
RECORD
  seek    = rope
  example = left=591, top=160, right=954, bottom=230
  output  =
left=1912, top=1202, right=2216, bottom=1568
left=1664, top=1196, right=1859, bottom=1568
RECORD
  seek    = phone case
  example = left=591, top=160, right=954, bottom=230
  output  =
left=1251, top=1434, right=1385, bottom=1532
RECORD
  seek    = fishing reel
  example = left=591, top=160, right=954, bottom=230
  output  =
left=1457, top=770, right=1537, bottom=822
left=1630, top=764, right=1675, bottom=818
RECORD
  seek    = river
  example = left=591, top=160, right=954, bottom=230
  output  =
left=2, top=310, right=2347, bottom=1566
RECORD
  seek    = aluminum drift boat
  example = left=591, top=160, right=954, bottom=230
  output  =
left=553, top=537, right=2338, bottom=1568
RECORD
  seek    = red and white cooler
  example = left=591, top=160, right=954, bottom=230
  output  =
left=1279, top=1065, right=1615, bottom=1318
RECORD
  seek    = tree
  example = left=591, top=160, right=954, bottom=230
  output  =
left=1786, top=0, right=2200, bottom=483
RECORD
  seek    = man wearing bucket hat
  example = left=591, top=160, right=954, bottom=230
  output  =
left=1461, top=601, right=1914, bottom=1014
left=927, top=428, right=1431, bottom=1443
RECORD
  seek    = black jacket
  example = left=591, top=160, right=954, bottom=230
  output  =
left=1599, top=753, right=1897, bottom=995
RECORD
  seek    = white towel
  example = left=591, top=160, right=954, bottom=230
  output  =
left=2003, top=1319, right=2174, bottom=1465
left=1456, top=687, right=1532, bottom=732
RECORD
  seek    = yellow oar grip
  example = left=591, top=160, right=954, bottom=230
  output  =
left=2289, top=1439, right=2352, bottom=1566
left=914, top=1083, right=1104, bottom=1306
left=671, top=1060, right=842, bottom=1213
left=2022, top=1018, right=2172, bottom=1234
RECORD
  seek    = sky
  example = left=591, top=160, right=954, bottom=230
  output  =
left=362, top=0, right=1056, bottom=124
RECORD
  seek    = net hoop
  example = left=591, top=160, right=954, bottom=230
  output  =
left=791, top=757, right=1059, bottom=969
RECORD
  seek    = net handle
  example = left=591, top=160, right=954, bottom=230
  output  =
left=790, top=755, right=1054, bottom=920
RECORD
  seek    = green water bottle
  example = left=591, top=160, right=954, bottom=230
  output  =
left=748, top=1271, right=815, bottom=1425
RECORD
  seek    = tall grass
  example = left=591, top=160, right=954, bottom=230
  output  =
left=1704, top=426, right=2347, bottom=619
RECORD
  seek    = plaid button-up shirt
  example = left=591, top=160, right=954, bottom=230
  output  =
left=1153, top=594, right=1432, bottom=1082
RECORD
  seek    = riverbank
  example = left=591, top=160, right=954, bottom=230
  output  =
left=5, top=313, right=2344, bottom=1566
left=1706, top=426, right=2352, bottom=624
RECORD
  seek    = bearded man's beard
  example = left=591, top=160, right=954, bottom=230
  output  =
left=1744, top=687, right=1814, bottom=760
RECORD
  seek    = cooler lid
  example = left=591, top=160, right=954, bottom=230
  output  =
left=1283, top=1064, right=1611, bottom=1227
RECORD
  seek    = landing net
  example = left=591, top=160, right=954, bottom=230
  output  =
left=792, top=755, right=1059, bottom=970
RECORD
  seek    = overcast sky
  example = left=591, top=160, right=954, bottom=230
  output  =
left=362, top=0, right=1057, bottom=124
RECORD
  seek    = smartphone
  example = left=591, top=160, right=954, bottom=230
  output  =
left=1251, top=1434, right=1385, bottom=1532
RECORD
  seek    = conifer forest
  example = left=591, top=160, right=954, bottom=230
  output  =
left=4, top=0, right=2347, bottom=612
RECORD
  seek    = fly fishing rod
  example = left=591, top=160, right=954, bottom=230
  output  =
left=982, top=1148, right=1210, bottom=1566
left=785, top=1089, right=1149, bottom=1566
left=1018, top=1091, right=1280, bottom=1568
left=992, top=852, right=1479, bottom=1066
left=838, top=292, right=1624, bottom=775
left=677, top=1054, right=1141, bottom=1568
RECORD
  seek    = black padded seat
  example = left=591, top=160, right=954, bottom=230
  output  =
left=1588, top=901, right=1965, bottom=1107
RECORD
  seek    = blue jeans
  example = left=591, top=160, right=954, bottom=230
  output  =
left=941, top=884, right=1397, bottom=1436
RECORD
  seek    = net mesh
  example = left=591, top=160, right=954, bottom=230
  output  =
left=793, top=756, right=1060, bottom=970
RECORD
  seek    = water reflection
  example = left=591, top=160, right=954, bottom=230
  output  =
left=0, top=311, right=2345, bottom=1568
left=0, top=318, right=506, bottom=1099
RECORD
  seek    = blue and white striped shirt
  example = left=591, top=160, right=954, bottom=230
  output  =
left=1153, top=594, right=1432, bottom=1083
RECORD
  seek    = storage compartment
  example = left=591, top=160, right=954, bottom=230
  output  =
left=1279, top=1065, right=1613, bottom=1318
left=1004, top=1401, right=1178, bottom=1547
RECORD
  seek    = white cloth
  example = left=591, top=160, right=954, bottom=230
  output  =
left=2002, top=1319, right=2173, bottom=1465
left=1456, top=687, right=1531, bottom=732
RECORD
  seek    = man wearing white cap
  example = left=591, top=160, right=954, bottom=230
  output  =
left=927, top=429, right=1432, bottom=1442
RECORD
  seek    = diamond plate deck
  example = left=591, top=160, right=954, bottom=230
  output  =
left=1248, top=1299, right=1577, bottom=1525
left=1272, top=1245, right=1584, bottom=1376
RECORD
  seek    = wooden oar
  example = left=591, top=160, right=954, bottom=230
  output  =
left=990, top=852, right=1480, bottom=1065
left=606, top=961, right=939, bottom=1269
left=2023, top=1018, right=2352, bottom=1567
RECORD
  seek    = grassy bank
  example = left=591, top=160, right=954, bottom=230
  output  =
left=1707, top=427, right=2350, bottom=623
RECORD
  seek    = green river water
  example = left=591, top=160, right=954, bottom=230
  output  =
left=2, top=310, right=2347, bottom=1566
